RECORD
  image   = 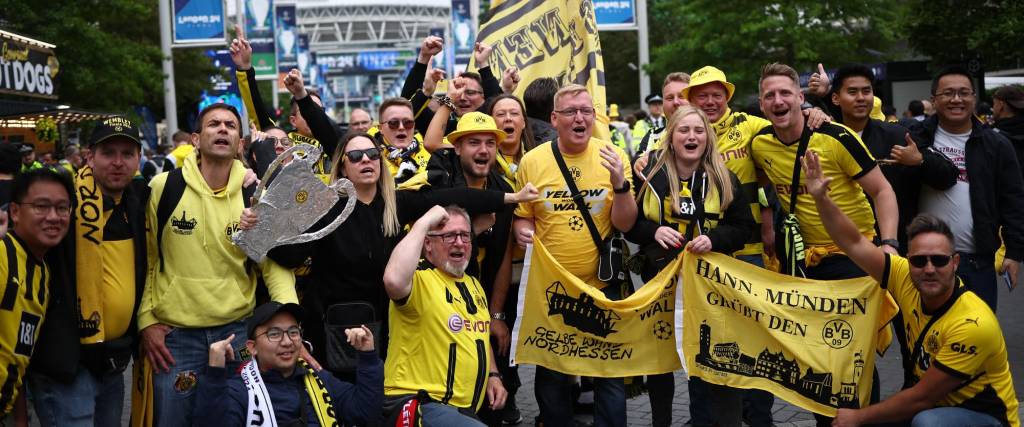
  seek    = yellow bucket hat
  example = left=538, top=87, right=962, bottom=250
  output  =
left=446, top=112, right=508, bottom=143
left=681, top=66, right=736, bottom=102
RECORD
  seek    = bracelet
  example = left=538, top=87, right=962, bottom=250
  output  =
left=880, top=239, right=900, bottom=250
left=613, top=180, right=630, bottom=194
left=488, top=371, right=502, bottom=379
left=491, top=312, right=506, bottom=321
left=436, top=94, right=457, bottom=111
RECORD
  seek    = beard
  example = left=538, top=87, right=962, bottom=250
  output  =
left=441, top=259, right=470, bottom=277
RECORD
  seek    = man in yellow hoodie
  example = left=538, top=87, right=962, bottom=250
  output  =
left=138, top=104, right=297, bottom=426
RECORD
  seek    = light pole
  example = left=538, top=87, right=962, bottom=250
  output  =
left=159, top=0, right=178, bottom=137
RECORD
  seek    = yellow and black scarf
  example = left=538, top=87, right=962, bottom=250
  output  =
left=74, top=166, right=107, bottom=344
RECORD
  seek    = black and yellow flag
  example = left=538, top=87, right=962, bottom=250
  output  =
left=473, top=0, right=610, bottom=141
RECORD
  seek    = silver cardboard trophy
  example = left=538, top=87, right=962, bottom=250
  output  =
left=233, top=143, right=356, bottom=262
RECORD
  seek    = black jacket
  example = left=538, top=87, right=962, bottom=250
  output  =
left=625, top=154, right=754, bottom=280
left=424, top=147, right=515, bottom=298
left=908, top=116, right=1024, bottom=261
left=31, top=183, right=149, bottom=383
left=994, top=114, right=1024, bottom=180
left=857, top=118, right=958, bottom=249
left=402, top=61, right=503, bottom=136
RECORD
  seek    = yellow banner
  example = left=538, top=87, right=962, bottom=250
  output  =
left=474, top=0, right=610, bottom=141
left=510, top=240, right=683, bottom=377
left=682, top=253, right=898, bottom=416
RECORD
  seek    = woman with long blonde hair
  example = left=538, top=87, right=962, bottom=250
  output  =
left=624, top=105, right=755, bottom=427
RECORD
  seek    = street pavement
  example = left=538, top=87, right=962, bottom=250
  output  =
left=26, top=273, right=1024, bottom=426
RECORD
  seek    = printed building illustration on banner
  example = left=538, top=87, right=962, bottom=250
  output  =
left=545, top=281, right=620, bottom=338
left=696, top=321, right=864, bottom=408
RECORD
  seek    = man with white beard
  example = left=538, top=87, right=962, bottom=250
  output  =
left=382, top=205, right=507, bottom=426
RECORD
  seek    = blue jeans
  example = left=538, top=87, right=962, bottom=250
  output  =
left=153, top=321, right=247, bottom=427
left=956, top=253, right=998, bottom=312
left=27, top=366, right=125, bottom=427
left=420, top=402, right=486, bottom=427
left=534, top=285, right=626, bottom=427
left=911, top=406, right=1003, bottom=427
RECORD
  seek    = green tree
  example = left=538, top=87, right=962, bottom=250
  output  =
left=904, top=0, right=1024, bottom=70
left=600, top=30, right=640, bottom=111
left=0, top=0, right=219, bottom=119
left=647, top=0, right=904, bottom=103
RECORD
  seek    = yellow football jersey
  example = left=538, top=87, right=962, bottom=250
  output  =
left=883, top=255, right=1018, bottom=426
left=385, top=266, right=492, bottom=410
left=751, top=122, right=877, bottom=246
left=0, top=234, right=49, bottom=415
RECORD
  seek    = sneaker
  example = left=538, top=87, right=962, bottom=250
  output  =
left=502, top=407, right=523, bottom=425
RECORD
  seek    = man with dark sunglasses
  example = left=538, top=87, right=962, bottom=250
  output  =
left=804, top=150, right=1018, bottom=427
left=195, top=301, right=383, bottom=426
left=368, top=98, right=431, bottom=184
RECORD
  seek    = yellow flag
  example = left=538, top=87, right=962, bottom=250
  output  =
left=681, top=252, right=899, bottom=416
left=473, top=0, right=611, bottom=141
left=511, top=240, right=683, bottom=377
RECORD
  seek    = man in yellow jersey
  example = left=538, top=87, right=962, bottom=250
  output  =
left=0, top=169, right=73, bottom=420
left=512, top=84, right=636, bottom=427
left=382, top=205, right=507, bottom=426
left=752, top=63, right=899, bottom=279
left=804, top=151, right=1019, bottom=427
left=26, top=118, right=149, bottom=426
left=139, top=104, right=297, bottom=426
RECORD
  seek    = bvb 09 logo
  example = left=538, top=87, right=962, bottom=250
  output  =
left=295, top=190, right=309, bottom=204
left=822, top=319, right=853, bottom=349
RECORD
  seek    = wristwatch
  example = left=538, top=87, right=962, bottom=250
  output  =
left=491, top=312, right=506, bottom=321
left=488, top=371, right=503, bottom=379
left=880, top=239, right=900, bottom=250
left=614, top=180, right=630, bottom=194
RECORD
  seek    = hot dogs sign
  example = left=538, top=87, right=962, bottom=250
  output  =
left=0, top=30, right=59, bottom=99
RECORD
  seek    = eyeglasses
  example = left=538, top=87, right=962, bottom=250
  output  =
left=933, top=89, right=975, bottom=101
left=385, top=119, right=416, bottom=130
left=908, top=254, right=953, bottom=268
left=555, top=108, right=595, bottom=118
left=427, top=231, right=472, bottom=244
left=463, top=89, right=484, bottom=97
left=345, top=147, right=381, bottom=162
left=265, top=136, right=293, bottom=147
left=256, top=326, right=303, bottom=343
left=19, top=201, right=72, bottom=218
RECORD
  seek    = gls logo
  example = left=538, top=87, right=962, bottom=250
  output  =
left=950, top=342, right=978, bottom=355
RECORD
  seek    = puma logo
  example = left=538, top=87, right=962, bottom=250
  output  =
left=963, top=317, right=979, bottom=326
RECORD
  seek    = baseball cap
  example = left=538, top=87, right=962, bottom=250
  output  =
left=90, top=116, right=142, bottom=148
left=247, top=301, right=305, bottom=338
left=645, top=94, right=664, bottom=104
left=446, top=112, right=508, bottom=144
left=994, top=85, right=1024, bottom=110
left=681, top=66, right=736, bottom=102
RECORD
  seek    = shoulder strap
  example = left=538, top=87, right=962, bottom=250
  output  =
left=684, top=171, right=708, bottom=239
left=906, top=281, right=965, bottom=380
left=156, top=168, right=186, bottom=272
left=551, top=142, right=605, bottom=253
left=1, top=236, right=19, bottom=311
left=787, top=129, right=813, bottom=215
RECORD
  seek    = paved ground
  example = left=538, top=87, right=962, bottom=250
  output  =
left=24, top=275, right=1024, bottom=426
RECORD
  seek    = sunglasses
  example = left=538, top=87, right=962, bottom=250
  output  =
left=908, top=254, right=953, bottom=268
left=345, top=147, right=381, bottom=162
left=265, top=136, right=293, bottom=147
left=385, top=119, right=415, bottom=130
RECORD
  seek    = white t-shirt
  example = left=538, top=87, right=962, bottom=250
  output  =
left=919, top=126, right=974, bottom=253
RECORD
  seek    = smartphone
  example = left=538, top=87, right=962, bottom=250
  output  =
left=1001, top=270, right=1013, bottom=291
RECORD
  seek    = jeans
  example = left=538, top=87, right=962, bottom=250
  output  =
left=956, top=253, right=998, bottom=312
left=911, top=407, right=1003, bottom=427
left=534, top=285, right=626, bottom=427
left=420, top=402, right=487, bottom=427
left=27, top=366, right=125, bottom=427
left=152, top=321, right=247, bottom=427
